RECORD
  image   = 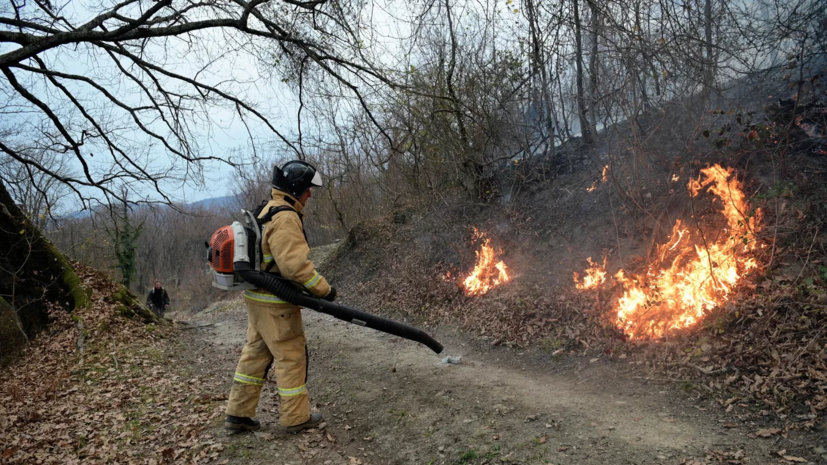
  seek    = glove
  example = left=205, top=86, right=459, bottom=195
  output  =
left=323, top=287, right=337, bottom=302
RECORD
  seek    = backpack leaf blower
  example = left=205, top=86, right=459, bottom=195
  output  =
left=207, top=210, right=443, bottom=354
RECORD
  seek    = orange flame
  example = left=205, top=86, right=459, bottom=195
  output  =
left=573, top=257, right=607, bottom=290
left=461, top=229, right=510, bottom=296
left=586, top=165, right=610, bottom=192
left=575, top=164, right=761, bottom=339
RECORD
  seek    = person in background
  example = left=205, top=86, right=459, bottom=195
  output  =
left=146, top=280, right=170, bottom=317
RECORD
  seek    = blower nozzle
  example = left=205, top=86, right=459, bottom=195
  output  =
left=234, top=262, right=443, bottom=354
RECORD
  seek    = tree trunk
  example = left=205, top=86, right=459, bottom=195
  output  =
left=444, top=0, right=486, bottom=198
left=112, top=284, right=158, bottom=323
left=0, top=296, right=27, bottom=366
left=573, top=0, right=593, bottom=146
left=703, top=0, right=715, bottom=90
left=0, top=178, right=91, bottom=355
left=526, top=0, right=555, bottom=159
left=587, top=0, right=600, bottom=140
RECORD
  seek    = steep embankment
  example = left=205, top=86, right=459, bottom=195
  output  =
left=0, top=265, right=224, bottom=464
left=319, top=100, right=827, bottom=427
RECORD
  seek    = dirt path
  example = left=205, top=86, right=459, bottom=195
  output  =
left=171, top=298, right=818, bottom=465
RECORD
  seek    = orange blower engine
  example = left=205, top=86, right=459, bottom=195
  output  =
left=206, top=211, right=261, bottom=290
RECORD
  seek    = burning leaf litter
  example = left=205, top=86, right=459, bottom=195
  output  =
left=573, top=256, right=607, bottom=290
left=449, top=228, right=510, bottom=296
left=575, top=164, right=762, bottom=339
left=586, top=165, right=609, bottom=192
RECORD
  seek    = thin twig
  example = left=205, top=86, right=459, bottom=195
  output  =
left=76, top=319, right=86, bottom=365
left=111, top=335, right=119, bottom=370
left=668, top=362, right=736, bottom=376
left=178, top=322, right=217, bottom=330
left=793, top=226, right=818, bottom=285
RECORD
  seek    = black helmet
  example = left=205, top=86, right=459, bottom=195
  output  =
left=272, top=160, right=323, bottom=199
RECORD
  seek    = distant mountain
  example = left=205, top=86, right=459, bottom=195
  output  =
left=61, top=194, right=237, bottom=220
left=65, top=209, right=94, bottom=220
left=187, top=195, right=236, bottom=210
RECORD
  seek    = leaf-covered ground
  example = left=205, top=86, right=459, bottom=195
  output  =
left=3, top=253, right=827, bottom=464
left=0, top=265, right=229, bottom=464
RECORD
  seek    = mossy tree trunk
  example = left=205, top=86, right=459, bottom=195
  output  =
left=0, top=179, right=91, bottom=361
left=112, top=284, right=158, bottom=324
left=0, top=297, right=27, bottom=366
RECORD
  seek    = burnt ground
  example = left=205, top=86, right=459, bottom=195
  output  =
left=171, top=297, right=826, bottom=465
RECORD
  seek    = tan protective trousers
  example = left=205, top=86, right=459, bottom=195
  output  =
left=225, top=298, right=310, bottom=427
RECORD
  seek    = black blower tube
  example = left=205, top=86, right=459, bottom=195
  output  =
left=235, top=263, right=443, bottom=354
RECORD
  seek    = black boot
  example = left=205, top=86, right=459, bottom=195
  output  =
left=224, top=415, right=261, bottom=432
left=284, top=413, right=323, bottom=434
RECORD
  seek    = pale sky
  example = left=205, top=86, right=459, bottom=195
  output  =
left=1, top=0, right=543, bottom=211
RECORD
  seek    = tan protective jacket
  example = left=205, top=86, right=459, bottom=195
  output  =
left=243, top=188, right=331, bottom=306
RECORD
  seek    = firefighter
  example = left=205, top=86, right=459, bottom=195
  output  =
left=225, top=160, right=336, bottom=433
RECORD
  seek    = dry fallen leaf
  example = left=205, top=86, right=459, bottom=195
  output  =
left=782, top=456, right=807, bottom=463
left=348, top=457, right=363, bottom=465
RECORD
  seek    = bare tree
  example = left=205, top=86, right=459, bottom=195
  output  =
left=0, top=0, right=396, bottom=343
left=1, top=0, right=392, bottom=208
left=0, top=142, right=72, bottom=229
left=573, top=0, right=594, bottom=145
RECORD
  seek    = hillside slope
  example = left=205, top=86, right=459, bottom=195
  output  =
left=320, top=97, right=827, bottom=425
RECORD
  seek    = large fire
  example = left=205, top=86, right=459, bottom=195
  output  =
left=459, top=228, right=510, bottom=296
left=575, top=165, right=761, bottom=339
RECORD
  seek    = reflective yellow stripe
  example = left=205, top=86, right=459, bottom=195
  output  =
left=234, top=378, right=262, bottom=385
left=234, top=372, right=265, bottom=385
left=263, top=254, right=274, bottom=263
left=277, top=384, right=307, bottom=397
left=244, top=290, right=287, bottom=304
left=303, top=272, right=321, bottom=289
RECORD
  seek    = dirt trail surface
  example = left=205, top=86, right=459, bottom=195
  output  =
left=175, top=298, right=821, bottom=465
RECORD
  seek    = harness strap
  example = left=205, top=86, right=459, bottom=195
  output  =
left=257, top=205, right=297, bottom=226
left=256, top=204, right=308, bottom=271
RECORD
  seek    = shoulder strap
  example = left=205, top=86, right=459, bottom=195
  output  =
left=258, top=205, right=309, bottom=244
left=256, top=205, right=298, bottom=227
left=257, top=205, right=307, bottom=272
left=249, top=199, right=270, bottom=219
